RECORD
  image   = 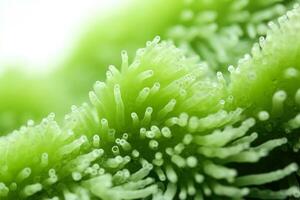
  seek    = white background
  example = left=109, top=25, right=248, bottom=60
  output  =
left=0, top=0, right=121, bottom=72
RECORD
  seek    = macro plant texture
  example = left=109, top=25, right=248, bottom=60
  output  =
left=1, top=0, right=300, bottom=200
left=58, top=0, right=299, bottom=102
left=0, top=0, right=298, bottom=134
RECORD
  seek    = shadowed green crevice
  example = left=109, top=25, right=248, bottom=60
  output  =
left=220, top=5, right=300, bottom=197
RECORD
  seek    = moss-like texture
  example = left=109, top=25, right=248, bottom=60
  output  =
left=168, top=0, right=297, bottom=70
left=0, top=35, right=299, bottom=199
left=0, top=0, right=297, bottom=134
left=57, top=0, right=298, bottom=105
left=1, top=1, right=300, bottom=200
left=228, top=3, right=300, bottom=150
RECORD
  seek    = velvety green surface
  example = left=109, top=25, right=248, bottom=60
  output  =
left=1, top=1, right=300, bottom=200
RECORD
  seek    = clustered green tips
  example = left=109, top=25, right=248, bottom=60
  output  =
left=229, top=3, right=300, bottom=108
left=167, top=0, right=297, bottom=71
left=55, top=0, right=299, bottom=111
left=1, top=37, right=300, bottom=200
left=3, top=2, right=300, bottom=199
left=0, top=0, right=297, bottom=138
left=226, top=3, right=300, bottom=149
left=0, top=113, right=156, bottom=199
left=87, top=37, right=222, bottom=130
left=56, top=0, right=185, bottom=104
left=82, top=38, right=298, bottom=199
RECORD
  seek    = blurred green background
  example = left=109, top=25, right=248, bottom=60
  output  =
left=0, top=0, right=295, bottom=134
